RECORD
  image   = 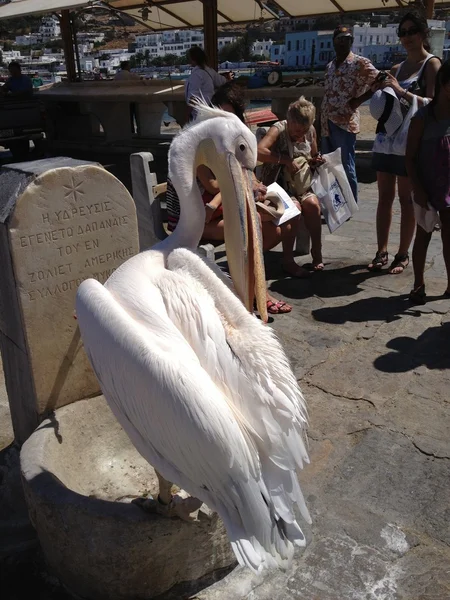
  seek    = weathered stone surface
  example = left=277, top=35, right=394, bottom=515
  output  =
left=20, top=396, right=236, bottom=600
left=0, top=159, right=139, bottom=441
left=0, top=361, right=13, bottom=450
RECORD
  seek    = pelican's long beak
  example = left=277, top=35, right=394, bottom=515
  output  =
left=217, top=154, right=268, bottom=322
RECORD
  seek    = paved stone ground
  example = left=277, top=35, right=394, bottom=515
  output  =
left=1, top=182, right=449, bottom=599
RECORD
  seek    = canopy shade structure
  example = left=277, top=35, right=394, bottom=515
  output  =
left=0, top=1, right=445, bottom=29
left=106, top=0, right=446, bottom=30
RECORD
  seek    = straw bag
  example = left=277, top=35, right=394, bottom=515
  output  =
left=284, top=156, right=312, bottom=197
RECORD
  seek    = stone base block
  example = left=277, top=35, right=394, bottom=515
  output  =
left=20, top=396, right=236, bottom=599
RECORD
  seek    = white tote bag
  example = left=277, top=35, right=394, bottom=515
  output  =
left=413, top=201, right=441, bottom=233
left=373, top=93, right=424, bottom=157
left=311, top=148, right=359, bottom=233
left=391, top=92, right=419, bottom=156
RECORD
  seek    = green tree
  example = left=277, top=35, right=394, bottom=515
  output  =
left=136, top=52, right=144, bottom=67
left=250, top=54, right=267, bottom=62
left=218, top=33, right=252, bottom=63
left=144, top=49, right=151, bottom=67
left=151, top=56, right=164, bottom=67
left=45, top=39, right=64, bottom=50
left=219, top=41, right=243, bottom=63
left=163, top=53, right=179, bottom=66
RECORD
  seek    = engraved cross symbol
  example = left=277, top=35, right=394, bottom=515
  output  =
left=63, top=177, right=85, bottom=202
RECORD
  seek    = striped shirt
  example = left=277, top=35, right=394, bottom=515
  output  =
left=166, top=177, right=217, bottom=232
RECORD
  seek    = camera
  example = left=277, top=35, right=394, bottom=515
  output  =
left=376, top=71, right=388, bottom=82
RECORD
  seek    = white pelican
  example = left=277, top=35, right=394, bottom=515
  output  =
left=76, top=104, right=310, bottom=573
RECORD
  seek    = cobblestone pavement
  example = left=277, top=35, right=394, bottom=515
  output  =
left=1, top=182, right=449, bottom=599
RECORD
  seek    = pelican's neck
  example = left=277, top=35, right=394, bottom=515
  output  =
left=164, top=127, right=207, bottom=251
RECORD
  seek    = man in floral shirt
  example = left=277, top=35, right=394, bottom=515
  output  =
left=321, top=26, right=378, bottom=202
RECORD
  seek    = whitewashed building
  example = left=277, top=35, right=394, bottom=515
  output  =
left=135, top=29, right=204, bottom=58
left=95, top=50, right=134, bottom=73
left=352, top=24, right=399, bottom=55
left=135, top=30, right=236, bottom=59
left=15, top=34, right=39, bottom=46
left=3, top=50, right=22, bottom=63
left=15, top=16, right=60, bottom=46
left=252, top=39, right=274, bottom=58
left=38, top=17, right=61, bottom=42
left=218, top=35, right=237, bottom=49
left=77, top=32, right=105, bottom=45
left=80, top=55, right=99, bottom=73
left=352, top=24, right=403, bottom=68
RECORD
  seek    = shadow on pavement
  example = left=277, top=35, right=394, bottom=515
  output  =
left=267, top=260, right=385, bottom=300
left=374, top=322, right=450, bottom=373
left=311, top=294, right=446, bottom=324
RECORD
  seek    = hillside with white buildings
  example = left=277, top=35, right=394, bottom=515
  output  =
left=4, top=15, right=448, bottom=78
left=271, top=23, right=404, bottom=69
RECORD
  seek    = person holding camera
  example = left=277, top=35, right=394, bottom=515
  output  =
left=367, top=12, right=440, bottom=274
left=321, top=26, right=379, bottom=204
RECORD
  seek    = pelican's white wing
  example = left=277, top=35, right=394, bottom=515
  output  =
left=76, top=249, right=309, bottom=572
left=166, top=249, right=310, bottom=519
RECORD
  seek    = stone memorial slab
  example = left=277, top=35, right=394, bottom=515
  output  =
left=0, top=158, right=139, bottom=442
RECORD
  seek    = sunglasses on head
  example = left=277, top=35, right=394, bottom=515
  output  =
left=398, top=26, right=421, bottom=38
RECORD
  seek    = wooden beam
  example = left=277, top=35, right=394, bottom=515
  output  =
left=425, top=0, right=435, bottom=19
left=60, top=10, right=77, bottom=82
left=154, top=4, right=192, bottom=26
left=217, top=9, right=232, bottom=22
left=203, top=0, right=218, bottom=71
left=329, top=0, right=345, bottom=12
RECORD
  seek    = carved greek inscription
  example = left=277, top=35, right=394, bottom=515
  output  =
left=8, top=165, right=139, bottom=412
left=26, top=268, right=117, bottom=301
left=15, top=177, right=137, bottom=306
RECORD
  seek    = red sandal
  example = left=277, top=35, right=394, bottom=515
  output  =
left=267, top=300, right=292, bottom=314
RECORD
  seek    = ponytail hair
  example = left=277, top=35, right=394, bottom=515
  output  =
left=188, top=46, right=208, bottom=69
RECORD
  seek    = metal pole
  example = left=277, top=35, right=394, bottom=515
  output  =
left=71, top=14, right=82, bottom=81
left=425, top=0, right=435, bottom=19
left=60, top=9, right=77, bottom=82
left=310, top=40, right=316, bottom=76
left=202, top=0, right=218, bottom=71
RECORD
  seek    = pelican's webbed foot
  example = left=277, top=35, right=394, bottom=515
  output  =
left=133, top=490, right=202, bottom=522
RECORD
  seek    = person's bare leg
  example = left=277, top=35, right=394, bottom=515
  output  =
left=411, top=224, right=432, bottom=290
left=389, top=176, right=415, bottom=274
left=440, top=209, right=450, bottom=294
left=301, top=195, right=323, bottom=269
left=262, top=212, right=310, bottom=278
left=368, top=172, right=395, bottom=269
left=202, top=218, right=225, bottom=242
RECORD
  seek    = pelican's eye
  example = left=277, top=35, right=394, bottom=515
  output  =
left=239, top=143, right=246, bottom=152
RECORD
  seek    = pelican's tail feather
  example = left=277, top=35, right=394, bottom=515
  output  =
left=217, top=474, right=307, bottom=574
